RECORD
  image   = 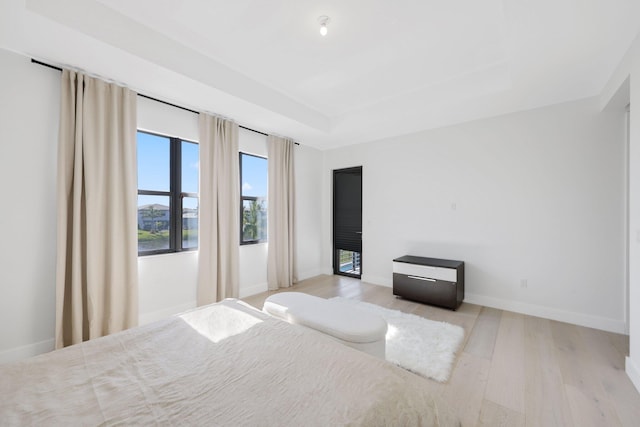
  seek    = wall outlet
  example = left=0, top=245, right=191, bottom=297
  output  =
left=520, top=279, right=528, bottom=288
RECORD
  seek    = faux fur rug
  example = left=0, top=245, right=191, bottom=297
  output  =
left=330, top=297, right=465, bottom=382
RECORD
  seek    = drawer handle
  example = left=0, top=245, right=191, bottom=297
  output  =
left=408, top=275, right=436, bottom=282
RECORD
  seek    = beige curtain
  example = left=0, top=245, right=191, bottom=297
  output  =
left=267, top=135, right=297, bottom=290
left=197, top=114, right=240, bottom=305
left=55, top=70, right=138, bottom=349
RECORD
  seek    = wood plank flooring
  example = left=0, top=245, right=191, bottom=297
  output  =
left=242, top=274, right=640, bottom=427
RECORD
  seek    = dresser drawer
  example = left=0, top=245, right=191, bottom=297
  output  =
left=392, top=273, right=457, bottom=309
left=392, top=261, right=457, bottom=282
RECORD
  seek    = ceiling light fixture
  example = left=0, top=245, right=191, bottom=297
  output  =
left=318, top=15, right=330, bottom=36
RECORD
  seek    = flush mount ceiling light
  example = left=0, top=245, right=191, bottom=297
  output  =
left=318, top=15, right=330, bottom=36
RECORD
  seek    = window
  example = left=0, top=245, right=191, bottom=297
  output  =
left=240, top=153, right=267, bottom=244
left=137, top=130, right=199, bottom=255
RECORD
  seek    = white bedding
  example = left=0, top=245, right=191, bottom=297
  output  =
left=0, top=299, right=453, bottom=426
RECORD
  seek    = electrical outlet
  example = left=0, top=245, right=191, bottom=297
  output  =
left=520, top=279, right=528, bottom=289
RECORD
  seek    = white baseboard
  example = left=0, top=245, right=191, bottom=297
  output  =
left=335, top=274, right=625, bottom=334
left=361, top=274, right=392, bottom=288
left=0, top=338, right=55, bottom=364
left=298, top=268, right=323, bottom=282
left=627, top=357, right=640, bottom=394
left=138, top=302, right=196, bottom=325
left=239, top=282, right=268, bottom=298
left=465, top=293, right=626, bottom=334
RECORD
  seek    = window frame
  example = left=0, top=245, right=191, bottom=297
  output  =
left=239, top=152, right=268, bottom=246
left=137, top=130, right=198, bottom=256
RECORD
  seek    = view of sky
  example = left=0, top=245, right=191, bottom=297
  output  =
left=241, top=153, right=267, bottom=198
left=137, top=131, right=267, bottom=211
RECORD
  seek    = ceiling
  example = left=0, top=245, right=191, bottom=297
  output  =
left=1, top=0, right=639, bottom=150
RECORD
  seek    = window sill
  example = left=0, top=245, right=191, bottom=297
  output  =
left=240, top=241, right=268, bottom=247
left=138, top=250, right=198, bottom=259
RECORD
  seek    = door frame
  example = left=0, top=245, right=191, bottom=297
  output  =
left=332, top=166, right=363, bottom=278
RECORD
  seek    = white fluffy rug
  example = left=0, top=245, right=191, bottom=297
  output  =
left=330, top=297, right=465, bottom=382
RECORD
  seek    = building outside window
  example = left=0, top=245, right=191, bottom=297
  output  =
left=240, top=152, right=267, bottom=244
left=137, top=130, right=199, bottom=255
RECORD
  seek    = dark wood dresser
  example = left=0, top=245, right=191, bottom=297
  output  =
left=392, top=255, right=464, bottom=310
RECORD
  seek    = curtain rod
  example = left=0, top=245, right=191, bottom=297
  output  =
left=31, top=58, right=299, bottom=144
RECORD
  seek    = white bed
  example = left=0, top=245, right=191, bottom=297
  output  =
left=0, top=299, right=455, bottom=426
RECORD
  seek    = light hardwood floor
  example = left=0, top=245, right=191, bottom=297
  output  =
left=242, top=274, right=640, bottom=427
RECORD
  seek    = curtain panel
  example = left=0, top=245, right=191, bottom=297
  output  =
left=267, top=135, right=297, bottom=290
left=197, top=114, right=240, bottom=305
left=55, top=70, right=138, bottom=349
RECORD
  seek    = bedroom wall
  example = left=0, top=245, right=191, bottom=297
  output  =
left=0, top=48, right=324, bottom=361
left=0, top=49, right=59, bottom=362
left=628, top=45, right=640, bottom=395
left=629, top=43, right=640, bottom=395
left=322, top=96, right=627, bottom=333
left=294, top=143, right=325, bottom=280
left=602, top=30, right=640, bottom=393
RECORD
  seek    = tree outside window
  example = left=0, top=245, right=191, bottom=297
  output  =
left=240, top=153, right=267, bottom=244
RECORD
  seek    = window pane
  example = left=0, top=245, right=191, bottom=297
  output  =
left=241, top=153, right=267, bottom=198
left=138, top=195, right=170, bottom=252
left=242, top=197, right=267, bottom=242
left=338, top=249, right=361, bottom=275
left=182, top=141, right=199, bottom=194
left=240, top=153, right=267, bottom=244
left=137, top=132, right=170, bottom=191
left=182, top=196, right=198, bottom=249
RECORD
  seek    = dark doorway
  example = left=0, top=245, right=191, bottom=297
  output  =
left=333, top=166, right=362, bottom=278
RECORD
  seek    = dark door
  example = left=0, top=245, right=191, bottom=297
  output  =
left=333, top=166, right=362, bottom=278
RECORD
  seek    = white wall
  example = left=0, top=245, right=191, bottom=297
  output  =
left=630, top=44, right=640, bottom=395
left=0, top=49, right=59, bottom=362
left=0, top=48, right=325, bottom=361
left=598, top=30, right=640, bottom=393
left=603, top=31, right=640, bottom=394
left=627, top=49, right=640, bottom=395
left=322, top=97, right=627, bottom=333
left=295, top=143, right=325, bottom=280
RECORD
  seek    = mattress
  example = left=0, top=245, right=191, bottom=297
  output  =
left=0, top=299, right=454, bottom=426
